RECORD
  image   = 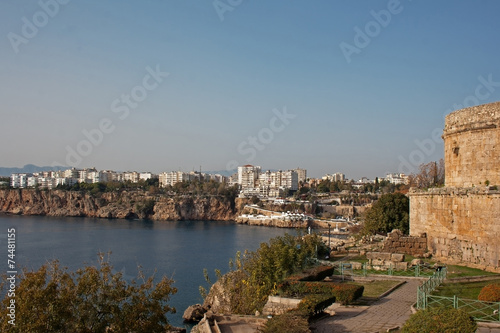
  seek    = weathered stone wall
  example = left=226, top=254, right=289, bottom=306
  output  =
left=262, top=296, right=301, bottom=316
left=410, top=188, right=500, bottom=272
left=382, top=230, right=427, bottom=256
left=443, top=102, right=500, bottom=187
left=410, top=101, right=500, bottom=272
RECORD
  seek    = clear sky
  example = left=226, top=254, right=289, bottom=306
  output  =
left=1, top=0, right=500, bottom=179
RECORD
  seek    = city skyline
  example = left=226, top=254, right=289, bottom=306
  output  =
left=2, top=1, right=500, bottom=180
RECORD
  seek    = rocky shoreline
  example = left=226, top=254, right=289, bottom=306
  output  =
left=0, top=189, right=239, bottom=222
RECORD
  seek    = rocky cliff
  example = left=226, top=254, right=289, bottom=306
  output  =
left=0, top=189, right=237, bottom=221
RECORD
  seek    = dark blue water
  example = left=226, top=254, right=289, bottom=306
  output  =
left=0, top=215, right=292, bottom=330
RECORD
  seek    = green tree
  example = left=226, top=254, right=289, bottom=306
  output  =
left=362, top=192, right=409, bottom=235
left=0, top=254, right=177, bottom=333
left=402, top=307, right=477, bottom=333
left=205, top=233, right=326, bottom=315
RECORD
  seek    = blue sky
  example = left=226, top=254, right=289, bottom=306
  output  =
left=1, top=0, right=499, bottom=179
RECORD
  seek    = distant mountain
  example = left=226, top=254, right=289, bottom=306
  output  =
left=0, top=164, right=66, bottom=177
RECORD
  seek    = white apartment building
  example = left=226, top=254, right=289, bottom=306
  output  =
left=139, top=172, right=154, bottom=181
left=123, top=171, right=139, bottom=183
left=159, top=171, right=190, bottom=187
left=385, top=173, right=408, bottom=185
left=294, top=168, right=307, bottom=183
left=64, top=168, right=79, bottom=179
left=323, top=172, right=346, bottom=182
left=11, top=174, right=28, bottom=188
left=238, top=165, right=261, bottom=189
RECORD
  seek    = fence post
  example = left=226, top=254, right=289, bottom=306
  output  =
left=416, top=264, right=420, bottom=277
left=363, top=262, right=367, bottom=277
left=453, top=295, right=458, bottom=309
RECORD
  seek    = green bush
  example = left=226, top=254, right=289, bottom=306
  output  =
left=297, top=294, right=336, bottom=317
left=402, top=307, right=477, bottom=333
left=278, top=281, right=363, bottom=305
left=478, top=283, right=500, bottom=302
left=260, top=310, right=310, bottom=333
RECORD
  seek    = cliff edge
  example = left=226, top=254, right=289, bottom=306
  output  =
left=0, top=189, right=238, bottom=221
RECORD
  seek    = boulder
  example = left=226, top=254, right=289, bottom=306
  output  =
left=182, top=304, right=206, bottom=322
left=411, top=259, right=423, bottom=266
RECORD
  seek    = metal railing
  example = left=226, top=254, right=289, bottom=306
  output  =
left=416, top=267, right=448, bottom=309
left=334, top=262, right=439, bottom=279
left=417, top=268, right=500, bottom=323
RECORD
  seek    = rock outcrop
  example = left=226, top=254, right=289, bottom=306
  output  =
left=182, top=304, right=207, bottom=322
left=0, top=189, right=237, bottom=221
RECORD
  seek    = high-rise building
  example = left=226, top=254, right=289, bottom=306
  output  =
left=294, top=168, right=307, bottom=183
left=237, top=165, right=261, bottom=189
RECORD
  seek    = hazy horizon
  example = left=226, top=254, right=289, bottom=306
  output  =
left=2, top=1, right=500, bottom=180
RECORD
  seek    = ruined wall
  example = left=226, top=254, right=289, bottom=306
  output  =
left=410, top=101, right=500, bottom=272
left=443, top=102, right=500, bottom=187
left=382, top=229, right=427, bottom=256
left=410, top=187, right=500, bottom=271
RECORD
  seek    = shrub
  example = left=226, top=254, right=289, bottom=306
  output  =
left=298, top=294, right=336, bottom=317
left=299, top=266, right=334, bottom=282
left=0, top=254, right=177, bottom=333
left=402, top=307, right=477, bottom=333
left=478, top=283, right=500, bottom=302
left=278, top=281, right=363, bottom=305
left=259, top=311, right=310, bottom=333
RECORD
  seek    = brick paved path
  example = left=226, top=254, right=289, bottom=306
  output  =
left=310, top=279, right=500, bottom=333
left=311, top=279, right=421, bottom=333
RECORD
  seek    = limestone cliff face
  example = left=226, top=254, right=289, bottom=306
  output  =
left=0, top=189, right=237, bottom=221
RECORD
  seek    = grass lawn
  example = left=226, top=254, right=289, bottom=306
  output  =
left=349, top=279, right=402, bottom=298
left=432, top=278, right=500, bottom=299
left=446, top=265, right=499, bottom=278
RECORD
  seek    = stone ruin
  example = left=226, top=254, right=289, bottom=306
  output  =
left=409, top=101, right=500, bottom=272
left=382, top=229, right=427, bottom=256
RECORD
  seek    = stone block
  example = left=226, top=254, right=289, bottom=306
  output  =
left=379, top=252, right=392, bottom=261
left=391, top=253, right=405, bottom=262
left=366, top=252, right=380, bottom=260
left=395, top=262, right=408, bottom=271
left=372, top=259, right=384, bottom=266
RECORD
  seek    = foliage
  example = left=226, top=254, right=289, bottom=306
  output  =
left=362, top=192, right=409, bottom=235
left=0, top=253, right=177, bottom=333
left=297, top=266, right=334, bottom=282
left=259, top=310, right=311, bottom=333
left=135, top=199, right=156, bottom=217
left=401, top=306, right=477, bottom=333
left=478, top=283, right=500, bottom=302
left=408, top=159, right=445, bottom=189
left=278, top=281, right=364, bottom=305
left=297, top=293, right=336, bottom=317
left=207, top=233, right=326, bottom=315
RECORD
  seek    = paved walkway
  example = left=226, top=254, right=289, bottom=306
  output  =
left=311, top=279, right=421, bottom=333
left=310, top=279, right=500, bottom=333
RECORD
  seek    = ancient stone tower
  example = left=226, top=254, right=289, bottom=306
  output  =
left=410, top=101, right=500, bottom=272
left=443, top=102, right=500, bottom=187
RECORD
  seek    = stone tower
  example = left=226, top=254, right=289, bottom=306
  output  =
left=443, top=102, right=500, bottom=187
left=410, top=101, right=500, bottom=272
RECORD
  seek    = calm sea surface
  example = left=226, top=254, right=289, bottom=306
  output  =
left=0, top=215, right=292, bottom=330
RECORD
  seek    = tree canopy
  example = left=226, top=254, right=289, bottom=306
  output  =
left=362, top=192, right=410, bottom=235
left=0, top=254, right=177, bottom=333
